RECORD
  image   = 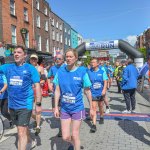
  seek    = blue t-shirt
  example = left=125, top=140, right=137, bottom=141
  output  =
left=107, top=65, right=114, bottom=77
left=53, top=66, right=91, bottom=113
left=99, top=65, right=108, bottom=80
left=0, top=73, right=8, bottom=100
left=88, top=68, right=107, bottom=97
left=48, top=64, right=66, bottom=78
left=0, top=63, right=40, bottom=110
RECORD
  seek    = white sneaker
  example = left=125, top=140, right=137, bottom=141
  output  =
left=26, top=139, right=37, bottom=150
left=105, top=108, right=110, bottom=114
left=131, top=110, right=136, bottom=113
left=122, top=110, right=131, bottom=114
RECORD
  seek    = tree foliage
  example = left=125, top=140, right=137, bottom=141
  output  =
left=138, top=47, right=146, bottom=60
left=82, top=51, right=91, bottom=67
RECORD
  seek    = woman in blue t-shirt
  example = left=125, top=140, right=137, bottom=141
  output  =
left=53, top=49, right=94, bottom=150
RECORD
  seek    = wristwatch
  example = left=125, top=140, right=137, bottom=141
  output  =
left=36, top=102, right=41, bottom=106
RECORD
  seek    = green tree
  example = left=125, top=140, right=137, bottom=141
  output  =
left=138, top=47, right=146, bottom=60
left=82, top=51, right=91, bottom=66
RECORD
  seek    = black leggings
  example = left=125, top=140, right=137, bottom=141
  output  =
left=0, top=99, right=11, bottom=121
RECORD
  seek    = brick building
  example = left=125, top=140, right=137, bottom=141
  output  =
left=136, top=28, right=150, bottom=56
left=0, top=0, right=34, bottom=55
left=50, top=11, right=64, bottom=56
left=136, top=34, right=145, bottom=49
left=144, top=28, right=150, bottom=55
left=33, top=0, right=51, bottom=56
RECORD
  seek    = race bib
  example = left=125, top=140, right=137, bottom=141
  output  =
left=62, top=94, right=75, bottom=104
left=10, top=78, right=23, bottom=86
left=93, top=82, right=101, bottom=89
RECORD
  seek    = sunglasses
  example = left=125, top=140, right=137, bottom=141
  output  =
left=56, top=58, right=62, bottom=60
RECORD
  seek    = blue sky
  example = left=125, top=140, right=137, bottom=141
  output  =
left=48, top=0, right=150, bottom=43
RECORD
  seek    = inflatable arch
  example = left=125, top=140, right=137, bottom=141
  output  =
left=76, top=39, right=144, bottom=67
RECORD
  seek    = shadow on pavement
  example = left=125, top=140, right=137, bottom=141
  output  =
left=45, top=117, right=61, bottom=129
left=118, top=119, right=150, bottom=145
left=49, top=136, right=69, bottom=150
left=109, top=96, right=125, bottom=103
left=109, top=104, right=126, bottom=111
left=137, top=103, right=150, bottom=108
left=109, top=90, right=122, bottom=94
left=3, top=133, right=18, bottom=149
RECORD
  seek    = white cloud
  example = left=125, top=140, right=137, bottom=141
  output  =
left=125, top=35, right=137, bottom=46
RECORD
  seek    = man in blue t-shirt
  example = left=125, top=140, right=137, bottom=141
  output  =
left=47, top=54, right=66, bottom=137
left=88, top=58, right=107, bottom=132
left=0, top=46, right=42, bottom=150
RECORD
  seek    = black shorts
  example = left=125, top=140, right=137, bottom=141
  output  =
left=92, top=96, right=104, bottom=101
left=9, top=109, right=32, bottom=127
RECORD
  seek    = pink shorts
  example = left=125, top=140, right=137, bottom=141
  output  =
left=60, top=110, right=86, bottom=120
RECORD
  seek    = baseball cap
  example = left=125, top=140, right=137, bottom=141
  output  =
left=30, top=54, right=38, bottom=59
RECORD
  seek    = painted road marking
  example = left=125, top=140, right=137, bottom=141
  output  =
left=1, top=110, right=149, bottom=144
left=40, top=110, right=150, bottom=122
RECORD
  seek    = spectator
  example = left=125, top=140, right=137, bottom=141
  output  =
left=121, top=58, right=139, bottom=113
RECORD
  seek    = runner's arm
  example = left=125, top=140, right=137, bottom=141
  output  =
left=54, top=85, right=60, bottom=109
left=34, top=83, right=42, bottom=103
left=84, top=88, right=93, bottom=110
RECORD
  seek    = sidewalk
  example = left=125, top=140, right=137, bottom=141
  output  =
left=0, top=82, right=150, bottom=150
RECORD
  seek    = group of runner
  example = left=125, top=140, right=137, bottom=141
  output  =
left=0, top=45, right=117, bottom=150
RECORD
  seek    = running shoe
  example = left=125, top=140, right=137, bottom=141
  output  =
left=131, top=109, right=136, bottom=113
left=90, top=124, right=97, bottom=133
left=122, top=110, right=131, bottom=114
left=105, top=108, right=110, bottom=114
left=26, top=139, right=37, bottom=150
left=99, top=117, right=104, bottom=124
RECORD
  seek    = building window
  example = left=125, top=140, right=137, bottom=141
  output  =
left=46, top=39, right=49, bottom=52
left=60, top=34, right=62, bottom=43
left=51, top=18, right=54, bottom=26
left=65, top=37, right=67, bottom=45
left=24, top=8, right=28, bottom=22
left=68, top=39, right=70, bottom=46
left=60, top=24, right=62, bottom=30
left=36, top=15, right=40, bottom=27
left=56, top=21, right=59, bottom=28
left=65, top=28, right=67, bottom=33
left=68, top=30, right=70, bottom=35
left=52, top=30, right=55, bottom=40
left=53, top=46, right=56, bottom=56
left=10, top=0, right=15, bottom=16
left=45, top=20, right=48, bottom=31
left=25, top=32, right=29, bottom=48
left=11, top=25, right=16, bottom=45
left=56, top=32, right=59, bottom=41
left=36, top=0, right=39, bottom=10
left=44, top=7, right=47, bottom=15
left=37, top=35, right=41, bottom=51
